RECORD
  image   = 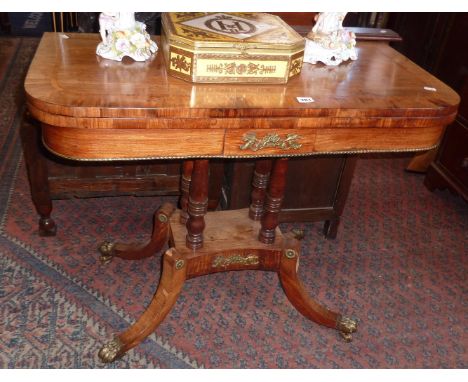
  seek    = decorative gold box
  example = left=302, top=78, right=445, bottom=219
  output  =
left=161, top=12, right=305, bottom=84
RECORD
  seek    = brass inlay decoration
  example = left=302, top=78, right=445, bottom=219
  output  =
left=212, top=254, right=260, bottom=268
left=284, top=249, right=297, bottom=259
left=98, top=337, right=123, bottom=363
left=206, top=62, right=276, bottom=75
left=175, top=259, right=185, bottom=270
left=240, top=133, right=303, bottom=152
left=158, top=214, right=168, bottom=223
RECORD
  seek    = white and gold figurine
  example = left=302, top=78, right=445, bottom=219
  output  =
left=304, top=12, right=357, bottom=66
left=96, top=12, right=157, bottom=62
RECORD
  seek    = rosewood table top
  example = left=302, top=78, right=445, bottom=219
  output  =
left=25, top=32, right=459, bottom=161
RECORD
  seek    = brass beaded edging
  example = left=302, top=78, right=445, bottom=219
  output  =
left=42, top=138, right=439, bottom=162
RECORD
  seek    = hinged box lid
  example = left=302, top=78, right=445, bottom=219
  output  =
left=161, top=12, right=305, bottom=83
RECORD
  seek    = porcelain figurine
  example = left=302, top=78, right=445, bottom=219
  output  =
left=96, top=12, right=158, bottom=62
left=303, top=12, right=357, bottom=66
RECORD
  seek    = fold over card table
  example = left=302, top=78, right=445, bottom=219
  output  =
left=25, top=33, right=459, bottom=362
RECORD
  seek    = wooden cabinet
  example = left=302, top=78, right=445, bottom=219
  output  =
left=424, top=79, right=468, bottom=200
left=388, top=13, right=468, bottom=201
left=222, top=156, right=356, bottom=239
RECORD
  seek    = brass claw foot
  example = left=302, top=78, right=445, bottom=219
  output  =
left=336, top=316, right=357, bottom=342
left=99, top=241, right=115, bottom=264
left=96, top=248, right=186, bottom=362
left=98, top=337, right=123, bottom=363
left=339, top=331, right=353, bottom=342
left=291, top=228, right=305, bottom=240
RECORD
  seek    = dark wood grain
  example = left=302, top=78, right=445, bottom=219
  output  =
left=249, top=159, right=273, bottom=221
left=186, top=160, right=209, bottom=250
left=259, top=158, right=288, bottom=244
left=20, top=112, right=56, bottom=236
left=424, top=83, right=468, bottom=200
left=97, top=203, right=175, bottom=263
left=224, top=155, right=357, bottom=238
left=179, top=160, right=194, bottom=224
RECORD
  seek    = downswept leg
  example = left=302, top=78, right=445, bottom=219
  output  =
left=278, top=245, right=357, bottom=341
left=99, top=203, right=175, bottom=263
left=98, top=248, right=186, bottom=362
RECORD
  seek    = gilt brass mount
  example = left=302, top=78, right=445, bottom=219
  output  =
left=158, top=213, right=168, bottom=223
left=212, top=254, right=259, bottom=268
left=240, top=133, right=302, bottom=152
left=175, top=259, right=185, bottom=270
left=284, top=249, right=297, bottom=259
left=291, top=228, right=305, bottom=240
left=98, top=241, right=115, bottom=264
left=98, top=337, right=123, bottom=363
left=336, top=316, right=357, bottom=342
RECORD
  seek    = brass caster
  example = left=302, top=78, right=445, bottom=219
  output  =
left=291, top=228, right=305, bottom=240
left=99, top=241, right=115, bottom=265
left=98, top=337, right=123, bottom=363
left=339, top=331, right=353, bottom=342
left=336, top=316, right=357, bottom=343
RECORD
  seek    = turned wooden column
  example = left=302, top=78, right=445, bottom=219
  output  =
left=179, top=160, right=194, bottom=224
left=259, top=158, right=288, bottom=244
left=249, top=159, right=273, bottom=221
left=186, top=159, right=209, bottom=250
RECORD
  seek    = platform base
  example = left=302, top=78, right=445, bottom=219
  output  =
left=98, top=207, right=357, bottom=362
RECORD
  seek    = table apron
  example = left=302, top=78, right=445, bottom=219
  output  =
left=41, top=123, right=446, bottom=161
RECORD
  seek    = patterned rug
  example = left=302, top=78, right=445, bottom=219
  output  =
left=0, top=37, right=467, bottom=369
